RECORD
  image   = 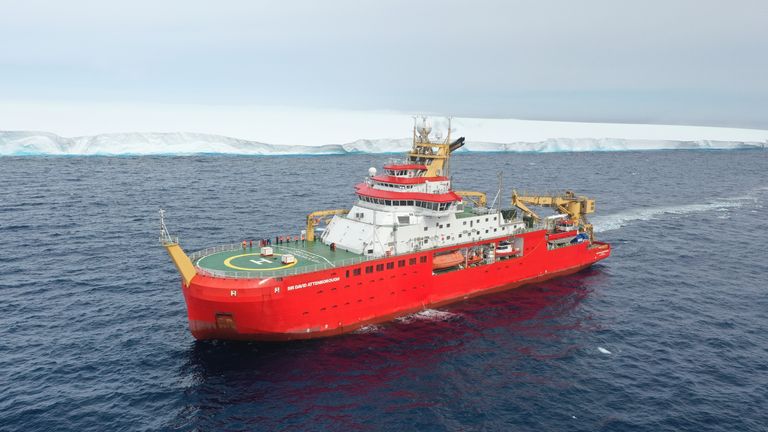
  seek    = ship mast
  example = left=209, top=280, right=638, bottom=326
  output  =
left=408, top=116, right=456, bottom=177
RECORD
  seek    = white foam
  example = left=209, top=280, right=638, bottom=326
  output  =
left=598, top=346, right=612, bottom=355
left=592, top=201, right=745, bottom=233
left=352, top=324, right=383, bottom=334
left=395, top=309, right=461, bottom=324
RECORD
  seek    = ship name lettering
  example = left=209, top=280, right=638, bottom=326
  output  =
left=287, top=276, right=341, bottom=291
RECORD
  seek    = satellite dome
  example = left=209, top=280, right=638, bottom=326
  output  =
left=368, top=167, right=377, bottom=177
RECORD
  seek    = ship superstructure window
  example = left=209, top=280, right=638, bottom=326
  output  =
left=409, top=258, right=417, bottom=265
left=358, top=195, right=456, bottom=211
left=386, top=262, right=394, bottom=270
left=420, top=256, right=427, bottom=263
left=376, top=264, right=384, bottom=271
left=353, top=268, right=361, bottom=276
left=398, top=259, right=405, bottom=267
left=366, top=266, right=373, bottom=273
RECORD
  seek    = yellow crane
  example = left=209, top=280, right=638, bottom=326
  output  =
left=511, top=190, right=596, bottom=238
left=455, top=191, right=487, bottom=207
left=306, top=209, right=349, bottom=241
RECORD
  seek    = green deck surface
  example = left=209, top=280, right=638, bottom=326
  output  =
left=195, top=241, right=362, bottom=275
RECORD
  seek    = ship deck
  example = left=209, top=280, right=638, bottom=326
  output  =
left=193, top=241, right=363, bottom=278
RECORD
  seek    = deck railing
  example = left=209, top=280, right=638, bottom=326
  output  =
left=189, top=224, right=540, bottom=280
left=191, top=249, right=380, bottom=279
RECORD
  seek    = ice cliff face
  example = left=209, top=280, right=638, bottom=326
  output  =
left=0, top=131, right=764, bottom=156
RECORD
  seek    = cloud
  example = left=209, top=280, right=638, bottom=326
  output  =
left=1, top=0, right=767, bottom=127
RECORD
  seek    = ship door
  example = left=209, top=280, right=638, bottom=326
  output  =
left=215, top=313, right=236, bottom=330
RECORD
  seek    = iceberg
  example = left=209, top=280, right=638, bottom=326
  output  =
left=1, top=110, right=766, bottom=156
left=1, top=130, right=764, bottom=156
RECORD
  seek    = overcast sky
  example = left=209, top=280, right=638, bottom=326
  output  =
left=1, top=0, right=767, bottom=129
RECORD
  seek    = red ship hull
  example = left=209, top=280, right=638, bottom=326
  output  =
left=180, top=229, right=610, bottom=341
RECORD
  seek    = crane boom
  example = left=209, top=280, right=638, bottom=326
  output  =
left=511, top=190, right=596, bottom=238
left=455, top=190, right=487, bottom=207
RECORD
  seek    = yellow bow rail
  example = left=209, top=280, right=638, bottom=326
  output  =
left=158, top=210, right=197, bottom=287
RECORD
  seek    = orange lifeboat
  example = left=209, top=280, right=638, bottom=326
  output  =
left=432, top=251, right=464, bottom=269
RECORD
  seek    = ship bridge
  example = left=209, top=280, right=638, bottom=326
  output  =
left=316, top=117, right=524, bottom=257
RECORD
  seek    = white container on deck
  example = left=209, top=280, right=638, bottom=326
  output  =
left=260, top=247, right=273, bottom=256
left=281, top=254, right=296, bottom=264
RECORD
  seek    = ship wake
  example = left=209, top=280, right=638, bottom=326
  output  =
left=592, top=188, right=765, bottom=232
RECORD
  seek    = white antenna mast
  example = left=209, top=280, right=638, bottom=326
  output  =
left=490, top=172, right=503, bottom=210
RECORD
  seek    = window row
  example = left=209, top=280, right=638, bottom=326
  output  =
left=385, top=169, right=419, bottom=176
left=376, top=182, right=417, bottom=190
left=359, top=195, right=453, bottom=211
left=345, top=256, right=428, bottom=277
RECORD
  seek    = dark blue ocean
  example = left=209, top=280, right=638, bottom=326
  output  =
left=1, top=150, right=767, bottom=431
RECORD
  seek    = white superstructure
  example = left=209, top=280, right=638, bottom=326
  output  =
left=321, top=118, right=526, bottom=257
